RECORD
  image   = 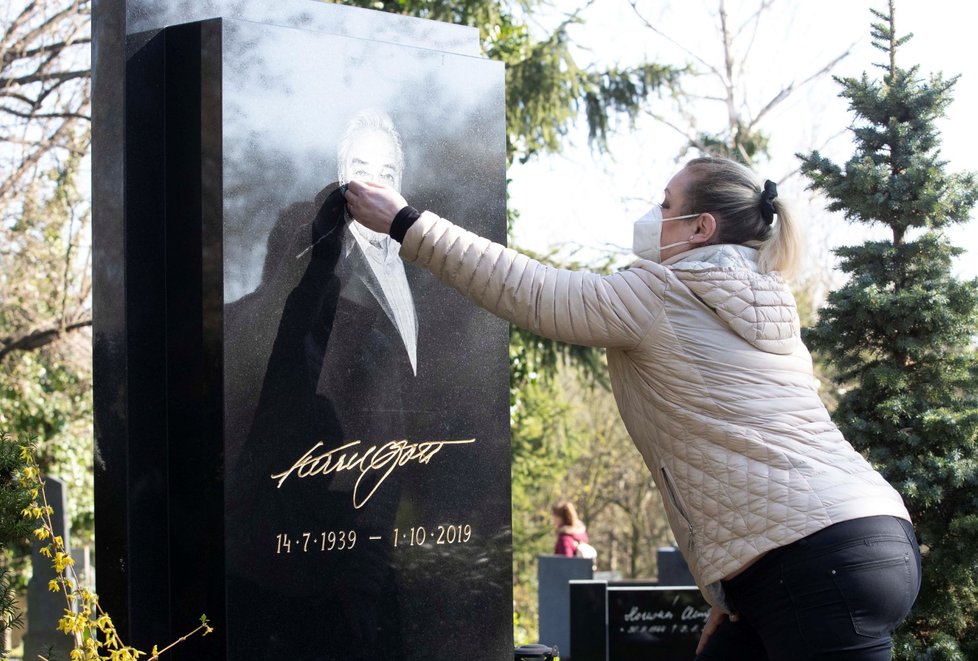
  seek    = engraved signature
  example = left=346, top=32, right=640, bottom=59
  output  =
left=270, top=438, right=476, bottom=509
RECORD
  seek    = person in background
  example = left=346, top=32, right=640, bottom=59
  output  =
left=552, top=502, right=589, bottom=557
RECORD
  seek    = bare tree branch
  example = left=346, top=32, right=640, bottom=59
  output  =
left=0, top=319, right=92, bottom=362
left=747, top=41, right=856, bottom=131
left=0, top=2, right=41, bottom=52
left=0, top=119, right=78, bottom=202
left=635, top=0, right=857, bottom=164
left=737, top=0, right=775, bottom=76
left=644, top=109, right=705, bottom=150
left=2, top=37, right=91, bottom=64
left=0, top=105, right=90, bottom=121
left=718, top=0, right=739, bottom=132
left=734, top=0, right=775, bottom=40
left=627, top=0, right=723, bottom=79
left=0, top=69, right=89, bottom=87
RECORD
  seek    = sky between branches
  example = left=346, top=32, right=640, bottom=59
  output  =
left=508, top=0, right=978, bottom=282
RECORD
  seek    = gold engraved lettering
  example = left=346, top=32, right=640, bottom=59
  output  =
left=270, top=438, right=476, bottom=509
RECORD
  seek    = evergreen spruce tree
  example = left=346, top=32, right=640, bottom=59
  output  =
left=800, top=2, right=978, bottom=658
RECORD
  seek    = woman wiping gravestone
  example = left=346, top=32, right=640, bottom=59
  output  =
left=343, top=156, right=921, bottom=660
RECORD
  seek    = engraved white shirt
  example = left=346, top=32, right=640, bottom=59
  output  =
left=347, top=220, right=418, bottom=375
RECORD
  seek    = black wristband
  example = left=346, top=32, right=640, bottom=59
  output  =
left=390, top=205, right=422, bottom=243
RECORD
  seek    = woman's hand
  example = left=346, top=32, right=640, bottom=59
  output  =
left=343, top=180, right=408, bottom=235
left=696, top=608, right=737, bottom=655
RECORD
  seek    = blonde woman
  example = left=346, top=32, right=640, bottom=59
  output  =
left=344, top=157, right=920, bottom=660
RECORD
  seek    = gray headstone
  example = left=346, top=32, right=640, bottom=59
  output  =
left=656, top=546, right=695, bottom=586
left=538, top=555, right=594, bottom=659
left=24, top=477, right=72, bottom=661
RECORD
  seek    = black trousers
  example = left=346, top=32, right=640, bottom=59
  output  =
left=696, top=515, right=921, bottom=661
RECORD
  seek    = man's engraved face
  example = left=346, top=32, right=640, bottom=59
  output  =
left=341, top=130, right=402, bottom=192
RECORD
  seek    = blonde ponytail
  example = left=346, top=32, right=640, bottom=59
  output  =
left=682, top=157, right=805, bottom=279
left=757, top=197, right=803, bottom=279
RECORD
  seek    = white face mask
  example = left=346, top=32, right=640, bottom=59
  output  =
left=632, top=205, right=701, bottom=262
left=632, top=204, right=702, bottom=263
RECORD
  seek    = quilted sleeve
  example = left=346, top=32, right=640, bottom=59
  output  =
left=399, top=212, right=661, bottom=349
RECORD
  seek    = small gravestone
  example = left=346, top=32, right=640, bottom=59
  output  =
left=657, top=546, right=696, bottom=585
left=570, top=580, right=611, bottom=661
left=538, top=555, right=593, bottom=658
left=608, top=586, right=709, bottom=660
left=570, top=581, right=709, bottom=661
left=23, top=477, right=72, bottom=661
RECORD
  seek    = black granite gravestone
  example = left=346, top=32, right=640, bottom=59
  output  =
left=570, top=581, right=709, bottom=661
left=93, top=3, right=510, bottom=659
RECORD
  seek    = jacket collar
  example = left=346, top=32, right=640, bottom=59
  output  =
left=662, top=243, right=761, bottom=272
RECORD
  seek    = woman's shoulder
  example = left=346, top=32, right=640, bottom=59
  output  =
left=557, top=524, right=588, bottom=537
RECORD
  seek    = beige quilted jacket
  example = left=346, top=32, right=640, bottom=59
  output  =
left=400, top=212, right=911, bottom=610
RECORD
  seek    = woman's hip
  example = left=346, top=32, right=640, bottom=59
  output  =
left=718, top=515, right=921, bottom=660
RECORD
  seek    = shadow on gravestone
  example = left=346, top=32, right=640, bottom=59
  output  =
left=23, top=477, right=72, bottom=661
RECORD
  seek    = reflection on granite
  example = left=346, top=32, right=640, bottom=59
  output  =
left=219, top=18, right=509, bottom=658
left=127, top=0, right=479, bottom=56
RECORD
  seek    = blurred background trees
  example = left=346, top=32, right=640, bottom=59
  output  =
left=0, top=0, right=93, bottom=541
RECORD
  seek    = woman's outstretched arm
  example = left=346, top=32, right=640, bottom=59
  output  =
left=344, top=180, right=666, bottom=350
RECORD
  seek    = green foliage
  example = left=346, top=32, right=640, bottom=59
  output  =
left=17, top=441, right=213, bottom=660
left=508, top=355, right=675, bottom=641
left=332, top=0, right=683, bottom=163
left=509, top=359, right=576, bottom=641
left=0, top=431, right=38, bottom=648
left=1, top=146, right=94, bottom=542
left=799, top=3, right=978, bottom=657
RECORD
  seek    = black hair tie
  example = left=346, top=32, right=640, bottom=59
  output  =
left=760, top=179, right=777, bottom=225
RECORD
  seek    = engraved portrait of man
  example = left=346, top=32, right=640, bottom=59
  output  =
left=226, top=108, right=424, bottom=463
left=335, top=109, right=418, bottom=377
